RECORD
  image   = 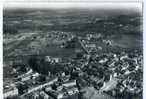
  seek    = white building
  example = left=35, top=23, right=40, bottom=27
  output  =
left=62, top=80, right=76, bottom=88
left=4, top=87, right=18, bottom=98
left=85, top=44, right=96, bottom=48
left=27, top=78, right=58, bottom=94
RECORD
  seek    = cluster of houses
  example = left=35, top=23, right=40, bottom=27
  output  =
left=45, top=56, right=62, bottom=63
left=4, top=65, right=79, bottom=99
left=4, top=85, right=19, bottom=98
left=81, top=49, right=143, bottom=97
left=4, top=31, right=143, bottom=99
left=24, top=78, right=79, bottom=99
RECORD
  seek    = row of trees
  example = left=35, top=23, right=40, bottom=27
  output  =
left=28, top=56, right=65, bottom=75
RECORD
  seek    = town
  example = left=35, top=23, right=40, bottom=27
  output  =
left=3, top=6, right=142, bottom=99
left=4, top=31, right=143, bottom=99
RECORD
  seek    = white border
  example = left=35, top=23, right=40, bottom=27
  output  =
left=1, top=1, right=144, bottom=99
left=3, top=0, right=143, bottom=3
left=0, top=1, right=3, bottom=99
left=143, top=0, right=145, bottom=99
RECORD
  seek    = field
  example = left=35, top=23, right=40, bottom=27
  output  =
left=3, top=9, right=143, bottom=84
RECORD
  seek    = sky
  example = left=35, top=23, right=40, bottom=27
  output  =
left=3, top=2, right=142, bottom=13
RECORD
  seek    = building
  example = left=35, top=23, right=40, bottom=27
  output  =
left=99, top=58, right=108, bottom=64
left=102, top=40, right=112, bottom=46
left=46, top=86, right=79, bottom=99
left=45, top=56, right=51, bottom=62
left=39, top=91, right=49, bottom=99
left=32, top=73, right=40, bottom=79
left=45, top=86, right=52, bottom=92
left=52, top=58, right=61, bottom=63
left=27, top=78, right=58, bottom=94
left=46, top=90, right=64, bottom=99
left=85, top=44, right=96, bottom=48
left=33, top=93, right=39, bottom=99
left=62, top=80, right=76, bottom=88
left=66, top=87, right=79, bottom=96
left=80, top=87, right=115, bottom=99
left=4, top=86, right=18, bottom=98
left=45, top=56, right=61, bottom=63
left=100, top=76, right=118, bottom=92
left=17, top=72, right=39, bottom=82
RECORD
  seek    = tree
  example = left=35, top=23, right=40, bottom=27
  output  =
left=3, top=24, right=18, bottom=34
left=51, top=83, right=57, bottom=90
left=28, top=55, right=39, bottom=72
left=17, top=83, right=28, bottom=95
left=28, top=56, right=64, bottom=75
left=37, top=75, right=46, bottom=82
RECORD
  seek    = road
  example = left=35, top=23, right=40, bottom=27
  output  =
left=77, top=37, right=89, bottom=54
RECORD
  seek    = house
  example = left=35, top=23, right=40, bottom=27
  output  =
left=45, top=86, right=52, bottom=92
left=27, top=78, right=58, bottom=94
left=46, top=90, right=64, bottom=99
left=85, top=44, right=96, bottom=48
left=99, top=58, right=108, bottom=64
left=45, top=56, right=61, bottom=63
left=46, top=86, right=79, bottom=99
left=66, top=87, right=79, bottom=95
left=100, top=76, right=118, bottom=92
left=57, top=86, right=63, bottom=91
left=52, top=58, right=61, bottom=63
left=17, top=72, right=39, bottom=81
left=31, top=73, right=40, bottom=79
left=107, top=61, right=116, bottom=67
left=120, top=55, right=128, bottom=60
left=4, top=86, right=18, bottom=98
left=62, top=80, right=76, bottom=88
left=59, top=75, right=70, bottom=82
left=39, top=91, right=49, bottom=99
left=45, top=56, right=51, bottom=62
left=33, top=93, right=39, bottom=99
left=103, top=40, right=112, bottom=46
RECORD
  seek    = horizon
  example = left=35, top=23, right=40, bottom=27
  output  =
left=3, top=2, right=142, bottom=12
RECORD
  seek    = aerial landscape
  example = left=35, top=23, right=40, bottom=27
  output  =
left=3, top=3, right=143, bottom=99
